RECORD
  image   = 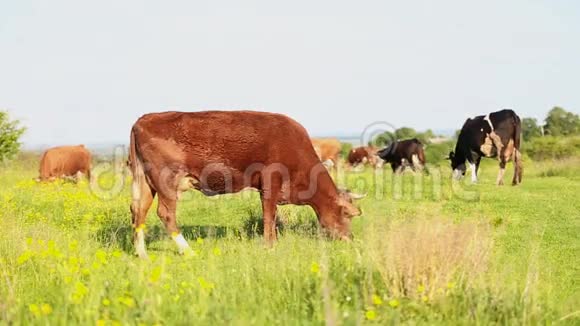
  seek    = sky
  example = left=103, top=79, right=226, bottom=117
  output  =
left=1, top=0, right=579, bottom=146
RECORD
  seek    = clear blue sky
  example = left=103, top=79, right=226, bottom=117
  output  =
left=1, top=0, right=579, bottom=146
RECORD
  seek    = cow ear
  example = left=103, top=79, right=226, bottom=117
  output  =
left=446, top=151, right=454, bottom=160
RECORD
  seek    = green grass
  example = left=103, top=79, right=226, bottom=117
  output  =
left=0, top=158, right=579, bottom=325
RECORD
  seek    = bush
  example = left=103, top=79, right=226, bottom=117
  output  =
left=0, top=111, right=26, bottom=162
left=524, top=136, right=580, bottom=160
left=424, top=141, right=454, bottom=166
left=340, top=142, right=353, bottom=159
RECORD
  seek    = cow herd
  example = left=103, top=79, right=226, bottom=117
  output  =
left=36, top=109, right=522, bottom=257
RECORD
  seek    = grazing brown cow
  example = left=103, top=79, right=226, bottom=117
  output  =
left=377, top=138, right=426, bottom=173
left=38, top=145, right=92, bottom=181
left=347, top=146, right=380, bottom=168
left=311, top=138, right=342, bottom=168
left=129, top=111, right=364, bottom=258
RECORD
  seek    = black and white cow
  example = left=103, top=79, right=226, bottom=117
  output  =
left=449, top=109, right=522, bottom=185
left=378, top=138, right=426, bottom=173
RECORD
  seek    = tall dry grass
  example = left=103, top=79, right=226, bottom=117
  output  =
left=365, top=218, right=492, bottom=300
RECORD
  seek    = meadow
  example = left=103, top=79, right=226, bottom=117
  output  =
left=0, top=155, right=578, bottom=325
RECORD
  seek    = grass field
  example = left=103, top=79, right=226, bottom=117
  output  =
left=0, top=157, right=579, bottom=325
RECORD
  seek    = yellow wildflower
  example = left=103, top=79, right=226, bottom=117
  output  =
left=310, top=262, right=320, bottom=274
left=95, top=250, right=108, bottom=264
left=68, top=240, right=78, bottom=252
left=417, top=284, right=425, bottom=293
left=149, top=266, right=162, bottom=284
left=388, top=299, right=400, bottom=308
left=372, top=294, right=383, bottom=306
left=29, top=304, right=41, bottom=317
left=196, top=237, right=204, bottom=245
left=102, top=298, right=111, bottom=306
left=118, top=296, right=135, bottom=308
left=17, top=251, right=33, bottom=265
left=40, top=303, right=53, bottom=315
left=197, top=277, right=215, bottom=292
left=212, top=247, right=222, bottom=256
left=365, top=310, right=377, bottom=320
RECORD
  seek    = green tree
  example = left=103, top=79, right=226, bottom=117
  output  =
left=0, top=111, right=26, bottom=162
left=394, top=127, right=417, bottom=140
left=340, top=142, right=353, bottom=159
left=371, top=131, right=395, bottom=147
left=372, top=127, right=434, bottom=146
left=522, top=117, right=543, bottom=141
left=543, top=107, right=580, bottom=136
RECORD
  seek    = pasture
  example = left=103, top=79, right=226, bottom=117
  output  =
left=0, top=156, right=578, bottom=325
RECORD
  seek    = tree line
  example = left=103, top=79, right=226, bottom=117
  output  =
left=522, top=107, right=580, bottom=141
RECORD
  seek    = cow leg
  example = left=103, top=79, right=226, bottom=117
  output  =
left=512, top=149, right=523, bottom=185
left=411, top=154, right=423, bottom=173
left=84, top=168, right=91, bottom=182
left=475, top=157, right=482, bottom=181
left=130, top=177, right=155, bottom=259
left=261, top=194, right=278, bottom=245
left=469, top=161, right=478, bottom=183
left=157, top=194, right=192, bottom=255
left=496, top=161, right=507, bottom=186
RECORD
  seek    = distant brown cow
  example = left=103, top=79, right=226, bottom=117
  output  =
left=347, top=146, right=380, bottom=168
left=129, top=111, right=364, bottom=258
left=38, top=145, right=92, bottom=181
left=311, top=138, right=342, bottom=168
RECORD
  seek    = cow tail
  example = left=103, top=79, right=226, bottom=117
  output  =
left=418, top=144, right=426, bottom=166
left=417, top=144, right=428, bottom=175
left=513, top=112, right=523, bottom=184
left=38, top=152, right=48, bottom=181
left=129, top=127, right=146, bottom=193
left=513, top=112, right=522, bottom=151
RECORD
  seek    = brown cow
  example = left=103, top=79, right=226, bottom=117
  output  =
left=129, top=111, right=364, bottom=258
left=38, top=145, right=92, bottom=182
left=311, top=138, right=342, bottom=168
left=347, top=146, right=380, bottom=168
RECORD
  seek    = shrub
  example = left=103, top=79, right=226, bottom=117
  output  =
left=524, top=136, right=580, bottom=160
left=0, top=111, right=26, bottom=162
left=424, top=141, right=454, bottom=166
left=340, top=142, right=353, bottom=159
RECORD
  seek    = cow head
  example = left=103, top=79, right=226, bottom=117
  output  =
left=448, top=151, right=466, bottom=179
left=327, top=189, right=365, bottom=239
left=377, top=143, right=396, bottom=163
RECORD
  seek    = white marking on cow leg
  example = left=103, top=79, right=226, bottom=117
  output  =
left=172, top=233, right=193, bottom=256
left=132, top=180, right=142, bottom=201
left=411, top=154, right=423, bottom=172
left=135, top=229, right=148, bottom=259
left=469, top=162, right=478, bottom=183
left=496, top=167, right=506, bottom=186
